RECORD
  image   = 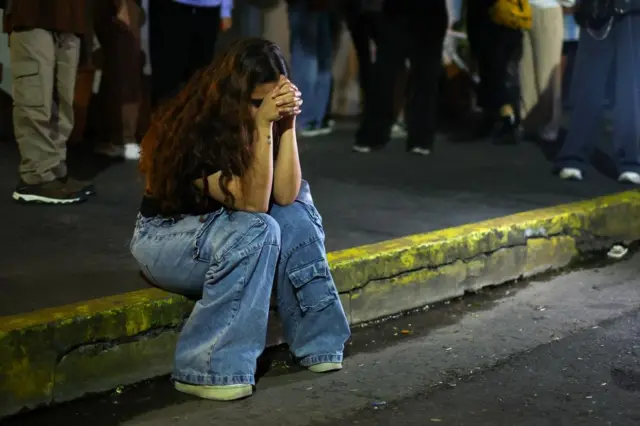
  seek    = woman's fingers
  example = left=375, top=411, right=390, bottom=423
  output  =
left=275, top=92, right=302, bottom=106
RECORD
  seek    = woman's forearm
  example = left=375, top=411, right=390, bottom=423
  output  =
left=273, top=124, right=302, bottom=205
left=240, top=123, right=274, bottom=212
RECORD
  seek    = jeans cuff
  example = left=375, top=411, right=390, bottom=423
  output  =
left=172, top=371, right=255, bottom=386
left=299, top=353, right=343, bottom=367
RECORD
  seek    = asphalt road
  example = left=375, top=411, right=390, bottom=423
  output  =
left=8, top=251, right=640, bottom=426
left=0, top=123, right=626, bottom=316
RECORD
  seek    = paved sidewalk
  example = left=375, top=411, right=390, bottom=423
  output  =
left=0, top=125, right=625, bottom=316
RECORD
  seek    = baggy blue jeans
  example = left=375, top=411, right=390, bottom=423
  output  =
left=556, top=14, right=640, bottom=174
left=288, top=2, right=333, bottom=128
left=130, top=181, right=351, bottom=386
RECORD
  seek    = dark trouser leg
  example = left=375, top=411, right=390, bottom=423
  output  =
left=405, top=19, right=447, bottom=150
left=149, top=0, right=191, bottom=106
left=186, top=6, right=221, bottom=82
left=611, top=14, right=640, bottom=174
left=355, top=17, right=409, bottom=148
left=555, top=30, right=612, bottom=171
left=474, top=25, right=522, bottom=117
left=344, top=4, right=376, bottom=99
left=94, top=0, right=142, bottom=144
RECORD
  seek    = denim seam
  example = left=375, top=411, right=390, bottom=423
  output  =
left=278, top=234, right=322, bottom=265
left=205, top=255, right=249, bottom=376
left=173, top=373, right=255, bottom=387
left=203, top=240, right=280, bottom=377
left=299, top=353, right=344, bottom=368
left=211, top=216, right=276, bottom=264
left=192, top=209, right=225, bottom=261
left=207, top=241, right=280, bottom=276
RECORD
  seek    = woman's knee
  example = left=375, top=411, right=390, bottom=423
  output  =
left=251, top=212, right=281, bottom=246
left=270, top=202, right=324, bottom=248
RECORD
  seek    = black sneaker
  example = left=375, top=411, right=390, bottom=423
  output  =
left=12, top=180, right=88, bottom=204
left=492, top=114, right=521, bottom=145
left=60, top=176, right=96, bottom=196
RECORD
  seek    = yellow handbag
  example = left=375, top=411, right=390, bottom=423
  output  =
left=490, top=0, right=533, bottom=30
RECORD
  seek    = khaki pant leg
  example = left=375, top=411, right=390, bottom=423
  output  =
left=53, top=32, right=81, bottom=176
left=10, top=29, right=57, bottom=184
left=532, top=6, right=564, bottom=132
left=520, top=6, right=564, bottom=131
left=519, top=21, right=536, bottom=121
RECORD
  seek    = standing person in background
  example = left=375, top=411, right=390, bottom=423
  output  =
left=4, top=0, right=95, bottom=204
left=561, top=7, right=580, bottom=109
left=149, top=0, right=233, bottom=106
left=343, top=0, right=383, bottom=106
left=342, top=0, right=407, bottom=138
left=287, top=0, right=334, bottom=137
left=467, top=0, right=527, bottom=145
left=317, top=8, right=343, bottom=136
left=555, top=4, right=640, bottom=184
left=519, top=0, right=571, bottom=143
left=94, top=0, right=144, bottom=160
left=352, top=0, right=450, bottom=155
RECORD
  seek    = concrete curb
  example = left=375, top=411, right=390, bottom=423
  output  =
left=2, top=190, right=640, bottom=418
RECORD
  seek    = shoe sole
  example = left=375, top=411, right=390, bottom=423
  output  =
left=619, top=177, right=640, bottom=185
left=12, top=192, right=87, bottom=205
left=174, top=382, right=253, bottom=401
left=308, top=362, right=343, bottom=373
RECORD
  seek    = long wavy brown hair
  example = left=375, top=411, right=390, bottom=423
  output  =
left=140, top=38, right=289, bottom=213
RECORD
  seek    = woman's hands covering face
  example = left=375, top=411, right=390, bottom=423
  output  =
left=255, top=75, right=303, bottom=127
left=273, top=75, right=303, bottom=118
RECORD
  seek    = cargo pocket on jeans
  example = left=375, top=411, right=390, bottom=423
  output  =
left=12, top=60, right=44, bottom=108
left=288, top=260, right=337, bottom=314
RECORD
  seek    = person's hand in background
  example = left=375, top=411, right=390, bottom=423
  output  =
left=221, top=17, right=232, bottom=32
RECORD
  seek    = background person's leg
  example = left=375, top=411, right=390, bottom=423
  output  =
left=344, top=2, right=373, bottom=101
left=354, top=16, right=409, bottom=151
left=313, top=10, right=334, bottom=129
left=10, top=29, right=57, bottom=185
left=555, top=30, right=613, bottom=179
left=149, top=0, right=191, bottom=105
left=289, top=3, right=320, bottom=131
left=52, top=32, right=80, bottom=180
left=405, top=13, right=447, bottom=153
left=521, top=6, right=564, bottom=138
left=187, top=6, right=221, bottom=81
left=611, top=13, right=640, bottom=180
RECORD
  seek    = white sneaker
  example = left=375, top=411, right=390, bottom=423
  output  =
left=174, top=382, right=252, bottom=401
left=559, top=167, right=583, bottom=181
left=410, top=147, right=431, bottom=156
left=308, top=362, right=343, bottom=373
left=123, top=142, right=141, bottom=160
left=618, top=171, right=640, bottom=185
left=391, top=122, right=407, bottom=139
left=95, top=142, right=140, bottom=160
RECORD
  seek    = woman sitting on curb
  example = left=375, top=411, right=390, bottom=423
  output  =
left=130, top=38, right=351, bottom=401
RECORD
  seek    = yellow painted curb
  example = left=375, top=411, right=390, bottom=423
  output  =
left=2, top=190, right=640, bottom=418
